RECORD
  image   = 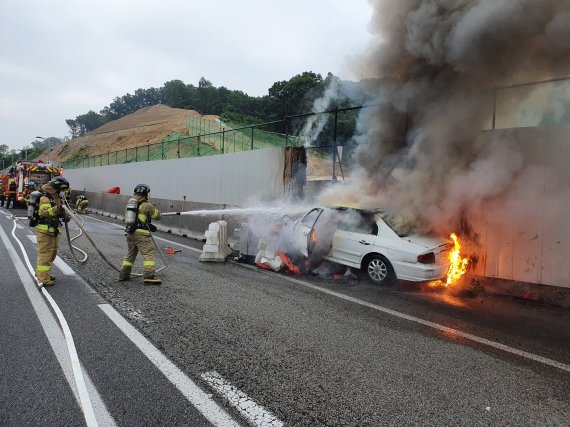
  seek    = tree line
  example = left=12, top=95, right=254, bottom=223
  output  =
left=65, top=71, right=359, bottom=142
left=0, top=138, right=64, bottom=171
left=1, top=71, right=361, bottom=170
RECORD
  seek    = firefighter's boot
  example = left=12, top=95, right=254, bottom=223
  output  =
left=118, top=267, right=132, bottom=282
left=143, top=276, right=162, bottom=285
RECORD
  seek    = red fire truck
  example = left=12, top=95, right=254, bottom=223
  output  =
left=0, top=160, right=62, bottom=207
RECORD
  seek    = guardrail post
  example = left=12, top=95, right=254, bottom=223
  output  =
left=222, top=129, right=225, bottom=153
left=177, top=139, right=180, bottom=158
left=251, top=127, right=254, bottom=150
left=147, top=144, right=150, bottom=161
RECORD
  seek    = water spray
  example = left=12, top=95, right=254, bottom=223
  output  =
left=161, top=205, right=311, bottom=218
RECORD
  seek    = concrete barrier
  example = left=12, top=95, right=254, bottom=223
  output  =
left=72, top=191, right=242, bottom=246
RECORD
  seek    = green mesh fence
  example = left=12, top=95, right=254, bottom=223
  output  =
left=62, top=117, right=305, bottom=169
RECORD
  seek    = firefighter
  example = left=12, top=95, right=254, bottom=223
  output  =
left=119, top=184, right=162, bottom=284
left=23, top=181, right=36, bottom=206
left=75, top=194, right=89, bottom=214
left=35, top=176, right=71, bottom=286
left=6, top=174, right=17, bottom=209
left=0, top=181, right=5, bottom=207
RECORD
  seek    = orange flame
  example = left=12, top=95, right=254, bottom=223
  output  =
left=428, top=232, right=469, bottom=287
left=445, top=233, right=469, bottom=286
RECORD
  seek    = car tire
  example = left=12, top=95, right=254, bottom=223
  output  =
left=364, top=255, right=395, bottom=286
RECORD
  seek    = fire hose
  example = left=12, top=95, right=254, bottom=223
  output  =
left=61, top=196, right=167, bottom=276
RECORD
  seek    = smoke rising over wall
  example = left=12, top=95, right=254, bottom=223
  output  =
left=317, top=0, right=570, bottom=237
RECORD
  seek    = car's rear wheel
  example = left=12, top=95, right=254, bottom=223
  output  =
left=365, top=255, right=394, bottom=286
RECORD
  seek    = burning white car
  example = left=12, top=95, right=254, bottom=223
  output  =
left=299, top=207, right=453, bottom=285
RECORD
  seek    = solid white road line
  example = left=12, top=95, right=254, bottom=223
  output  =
left=0, top=221, right=101, bottom=427
left=237, top=263, right=570, bottom=373
left=3, top=222, right=116, bottom=426
left=98, top=304, right=240, bottom=427
left=75, top=213, right=570, bottom=372
left=201, top=371, right=284, bottom=427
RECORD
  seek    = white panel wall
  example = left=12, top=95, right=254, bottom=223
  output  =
left=65, top=148, right=285, bottom=206
left=476, top=126, right=570, bottom=289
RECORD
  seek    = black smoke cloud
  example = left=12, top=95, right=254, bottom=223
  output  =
left=318, top=0, right=570, bottom=237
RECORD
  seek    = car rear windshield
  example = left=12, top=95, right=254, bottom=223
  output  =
left=376, top=211, right=409, bottom=237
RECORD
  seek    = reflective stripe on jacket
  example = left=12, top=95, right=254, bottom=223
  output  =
left=133, top=201, right=161, bottom=235
left=36, top=194, right=60, bottom=235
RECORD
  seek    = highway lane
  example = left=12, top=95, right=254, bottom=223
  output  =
left=63, top=212, right=570, bottom=426
left=0, top=208, right=239, bottom=427
left=2, top=208, right=569, bottom=426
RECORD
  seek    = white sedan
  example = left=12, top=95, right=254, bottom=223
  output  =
left=299, top=207, right=452, bottom=285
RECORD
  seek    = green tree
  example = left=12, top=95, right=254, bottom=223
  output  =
left=163, top=80, right=193, bottom=109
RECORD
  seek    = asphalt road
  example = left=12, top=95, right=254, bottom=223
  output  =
left=1, top=207, right=569, bottom=427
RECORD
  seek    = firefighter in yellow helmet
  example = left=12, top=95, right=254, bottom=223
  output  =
left=75, top=194, right=89, bottom=214
left=35, top=176, right=71, bottom=286
left=119, top=184, right=162, bottom=284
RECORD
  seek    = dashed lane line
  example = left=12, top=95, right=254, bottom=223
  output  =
left=201, top=371, right=284, bottom=427
left=26, top=234, right=76, bottom=275
left=98, top=304, right=240, bottom=427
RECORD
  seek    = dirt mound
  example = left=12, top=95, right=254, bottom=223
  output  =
left=37, top=105, right=212, bottom=162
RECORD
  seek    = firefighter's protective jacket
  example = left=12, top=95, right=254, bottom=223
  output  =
left=130, top=195, right=161, bottom=235
left=8, top=178, right=16, bottom=195
left=36, top=185, right=70, bottom=235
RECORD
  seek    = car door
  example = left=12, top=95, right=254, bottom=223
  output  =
left=329, top=211, right=378, bottom=267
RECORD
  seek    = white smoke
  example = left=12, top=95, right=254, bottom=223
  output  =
left=311, top=0, right=570, bottom=239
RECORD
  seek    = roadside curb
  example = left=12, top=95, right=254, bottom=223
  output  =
left=471, top=275, right=570, bottom=309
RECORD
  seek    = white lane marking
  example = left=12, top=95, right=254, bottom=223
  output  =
left=201, top=371, right=284, bottom=427
left=26, top=234, right=76, bottom=275
left=3, top=222, right=117, bottom=426
left=237, top=263, right=570, bottom=373
left=0, top=220, right=100, bottom=426
left=53, top=257, right=77, bottom=275
left=86, top=213, right=202, bottom=253
left=98, top=304, right=240, bottom=427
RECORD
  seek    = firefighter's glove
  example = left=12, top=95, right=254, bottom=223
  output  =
left=57, top=205, right=66, bottom=217
left=149, top=224, right=157, bottom=233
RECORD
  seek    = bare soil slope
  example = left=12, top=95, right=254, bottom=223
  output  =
left=37, top=105, right=216, bottom=162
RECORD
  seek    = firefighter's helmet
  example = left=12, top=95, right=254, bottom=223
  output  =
left=48, top=176, right=70, bottom=191
left=134, top=184, right=150, bottom=198
left=77, top=195, right=85, bottom=201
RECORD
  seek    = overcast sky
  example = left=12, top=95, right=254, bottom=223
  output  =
left=0, top=0, right=374, bottom=150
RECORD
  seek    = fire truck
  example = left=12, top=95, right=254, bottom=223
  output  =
left=0, top=160, right=62, bottom=207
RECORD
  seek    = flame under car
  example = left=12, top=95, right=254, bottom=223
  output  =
left=299, top=207, right=453, bottom=285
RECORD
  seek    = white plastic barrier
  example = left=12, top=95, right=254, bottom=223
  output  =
left=199, top=221, right=233, bottom=262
